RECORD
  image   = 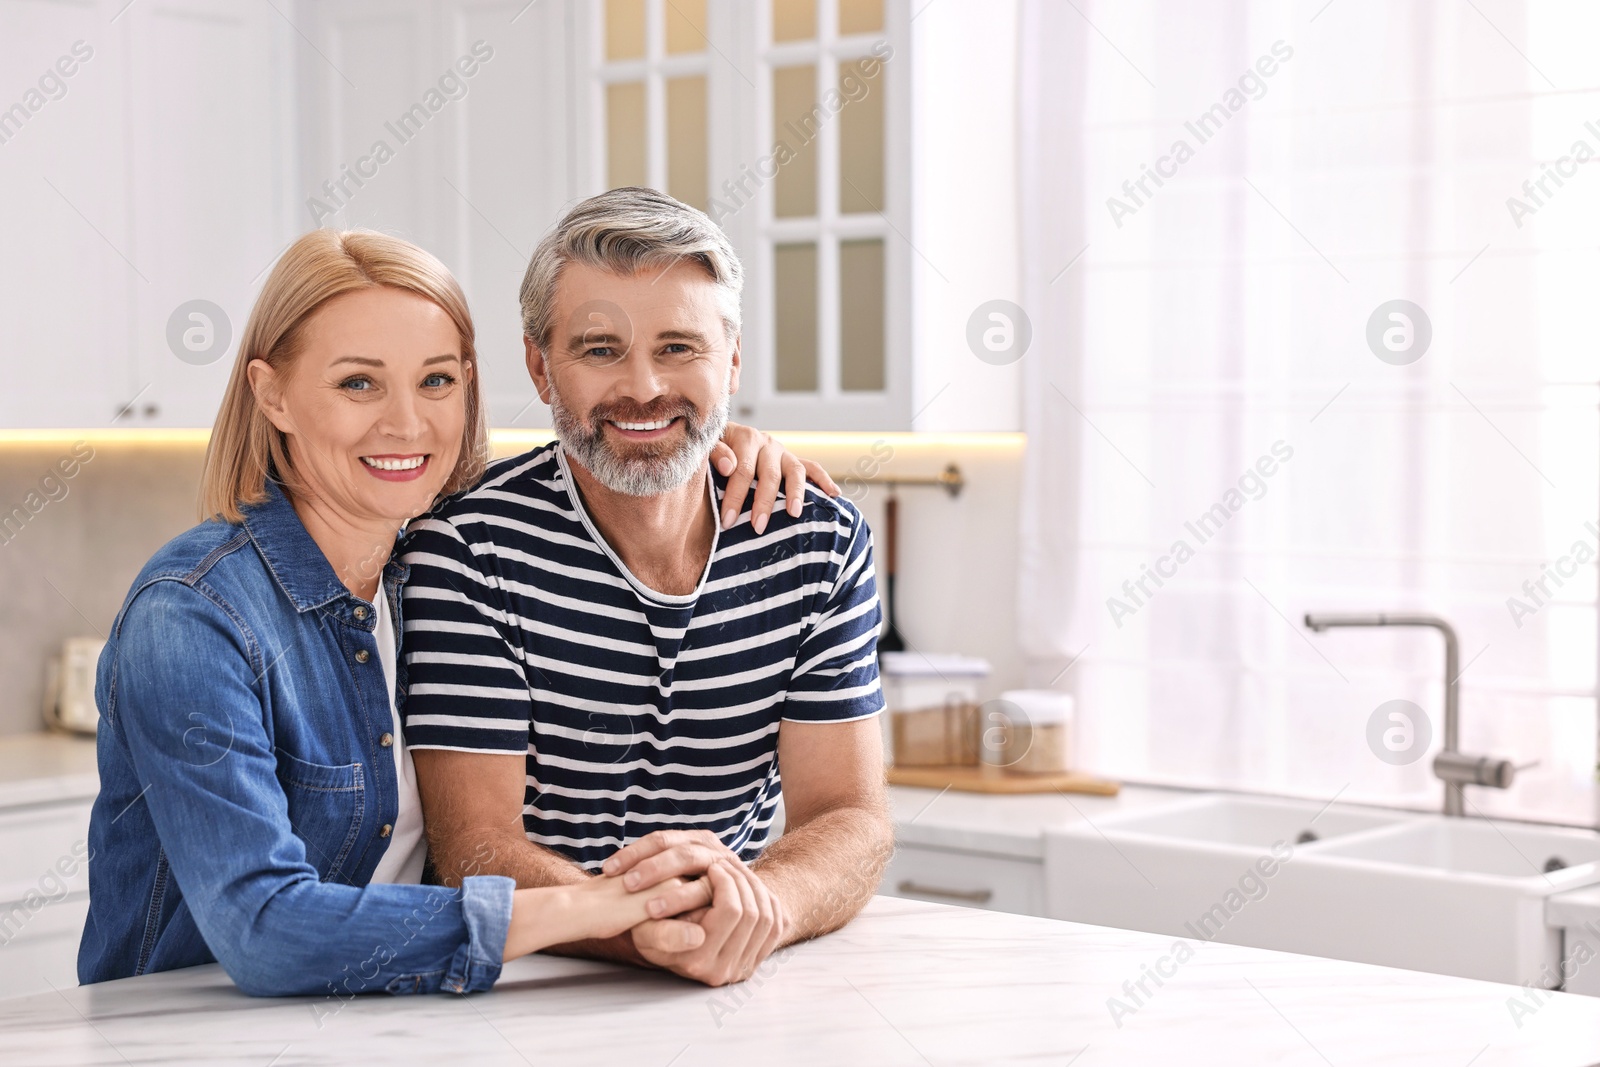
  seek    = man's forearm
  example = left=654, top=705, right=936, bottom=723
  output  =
left=435, top=825, right=588, bottom=888
left=431, top=826, right=648, bottom=965
left=752, top=802, right=895, bottom=945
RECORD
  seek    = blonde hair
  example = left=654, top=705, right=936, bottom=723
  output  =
left=519, top=186, right=744, bottom=352
left=200, top=229, right=489, bottom=523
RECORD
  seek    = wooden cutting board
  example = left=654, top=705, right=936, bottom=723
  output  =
left=886, top=763, right=1120, bottom=796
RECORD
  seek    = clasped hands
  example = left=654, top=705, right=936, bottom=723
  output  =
left=598, top=830, right=788, bottom=987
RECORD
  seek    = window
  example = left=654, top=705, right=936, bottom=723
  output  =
left=588, top=0, right=909, bottom=428
left=1017, top=1, right=1599, bottom=826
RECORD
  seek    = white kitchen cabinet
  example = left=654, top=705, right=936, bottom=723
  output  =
left=0, top=797, right=93, bottom=999
left=434, top=0, right=577, bottom=430
left=121, top=0, right=296, bottom=428
left=0, top=896, right=88, bottom=1000
left=882, top=841, right=1046, bottom=917
left=0, top=0, right=296, bottom=429
left=294, top=0, right=577, bottom=430
left=0, top=2, right=131, bottom=428
left=0, top=799, right=92, bottom=903
left=4, top=0, right=571, bottom=430
left=2, top=0, right=1017, bottom=434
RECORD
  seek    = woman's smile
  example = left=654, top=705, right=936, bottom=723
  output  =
left=360, top=453, right=432, bottom=481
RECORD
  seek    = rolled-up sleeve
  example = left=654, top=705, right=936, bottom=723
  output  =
left=109, top=580, right=515, bottom=998
left=432, top=874, right=515, bottom=995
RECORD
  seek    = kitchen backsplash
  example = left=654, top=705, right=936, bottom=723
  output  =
left=0, top=432, right=1025, bottom=737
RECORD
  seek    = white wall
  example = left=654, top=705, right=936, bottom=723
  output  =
left=768, top=432, right=1028, bottom=699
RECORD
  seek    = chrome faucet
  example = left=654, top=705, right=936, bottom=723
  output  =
left=1303, top=613, right=1516, bottom=817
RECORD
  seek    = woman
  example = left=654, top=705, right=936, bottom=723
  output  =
left=77, top=228, right=837, bottom=997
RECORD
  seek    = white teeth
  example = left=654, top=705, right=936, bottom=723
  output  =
left=611, top=418, right=674, bottom=431
left=361, top=455, right=426, bottom=471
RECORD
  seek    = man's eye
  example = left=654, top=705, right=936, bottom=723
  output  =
left=584, top=347, right=617, bottom=360
left=662, top=343, right=692, bottom=355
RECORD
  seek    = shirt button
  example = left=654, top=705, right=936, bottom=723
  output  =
left=380, top=732, right=394, bottom=748
left=379, top=824, right=393, bottom=838
left=355, top=649, right=370, bottom=664
left=354, top=605, right=369, bottom=620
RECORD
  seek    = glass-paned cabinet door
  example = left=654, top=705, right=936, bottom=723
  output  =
left=598, top=0, right=710, bottom=211
left=752, top=0, right=904, bottom=427
left=582, top=0, right=908, bottom=429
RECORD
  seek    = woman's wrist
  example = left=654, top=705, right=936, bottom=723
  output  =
left=502, top=885, right=583, bottom=960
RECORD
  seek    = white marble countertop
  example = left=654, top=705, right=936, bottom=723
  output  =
left=4, top=895, right=1599, bottom=1066
left=3, top=737, right=1599, bottom=1060
left=0, top=730, right=98, bottom=808
left=886, top=781, right=1193, bottom=858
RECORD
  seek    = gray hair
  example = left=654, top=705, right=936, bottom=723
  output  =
left=519, top=187, right=744, bottom=352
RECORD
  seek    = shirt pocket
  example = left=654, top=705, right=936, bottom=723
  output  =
left=278, top=752, right=366, bottom=883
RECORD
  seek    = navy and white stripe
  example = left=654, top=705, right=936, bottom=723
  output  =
left=399, top=443, right=883, bottom=870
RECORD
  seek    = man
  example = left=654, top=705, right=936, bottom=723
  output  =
left=401, top=186, right=892, bottom=987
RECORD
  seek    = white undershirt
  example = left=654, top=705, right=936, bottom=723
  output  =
left=368, top=586, right=428, bottom=885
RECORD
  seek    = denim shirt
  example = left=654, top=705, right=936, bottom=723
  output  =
left=77, top=480, right=514, bottom=997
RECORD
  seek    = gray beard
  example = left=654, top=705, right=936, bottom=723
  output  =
left=549, top=382, right=730, bottom=497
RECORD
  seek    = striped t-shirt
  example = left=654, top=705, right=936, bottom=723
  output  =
left=398, top=443, right=884, bottom=870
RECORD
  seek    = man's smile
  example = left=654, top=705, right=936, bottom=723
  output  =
left=605, top=415, right=685, bottom=441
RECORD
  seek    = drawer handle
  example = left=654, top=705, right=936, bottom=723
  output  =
left=897, top=880, right=993, bottom=904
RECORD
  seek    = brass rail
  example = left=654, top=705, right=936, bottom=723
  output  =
left=829, top=463, right=964, bottom=498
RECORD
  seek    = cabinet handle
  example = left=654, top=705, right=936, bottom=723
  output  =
left=897, top=880, right=993, bottom=904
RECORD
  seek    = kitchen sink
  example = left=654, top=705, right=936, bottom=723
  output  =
left=1092, top=793, right=1403, bottom=849
left=1312, top=819, right=1600, bottom=881
left=1044, top=796, right=1600, bottom=987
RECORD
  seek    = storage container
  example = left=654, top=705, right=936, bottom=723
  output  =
left=994, top=690, right=1074, bottom=774
left=879, top=652, right=991, bottom=767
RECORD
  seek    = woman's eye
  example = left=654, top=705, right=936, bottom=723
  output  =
left=339, top=376, right=373, bottom=392
left=422, top=372, right=457, bottom=389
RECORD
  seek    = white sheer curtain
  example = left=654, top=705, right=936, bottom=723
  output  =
left=1018, top=0, right=1598, bottom=824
